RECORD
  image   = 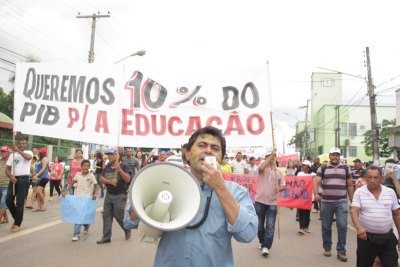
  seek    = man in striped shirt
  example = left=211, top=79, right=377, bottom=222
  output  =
left=313, top=147, right=354, bottom=262
left=351, top=166, right=400, bottom=267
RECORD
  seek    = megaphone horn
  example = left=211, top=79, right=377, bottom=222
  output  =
left=129, top=162, right=201, bottom=243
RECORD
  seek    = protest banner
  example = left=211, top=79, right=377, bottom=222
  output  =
left=223, top=173, right=258, bottom=202
left=279, top=175, right=313, bottom=210
left=61, top=195, right=97, bottom=224
left=14, top=63, right=272, bottom=148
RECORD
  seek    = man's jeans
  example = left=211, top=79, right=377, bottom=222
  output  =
left=254, top=202, right=277, bottom=249
left=320, top=200, right=348, bottom=253
left=73, top=224, right=89, bottom=236
left=5, top=176, right=30, bottom=226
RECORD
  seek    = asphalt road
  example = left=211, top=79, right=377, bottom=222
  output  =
left=0, top=189, right=362, bottom=267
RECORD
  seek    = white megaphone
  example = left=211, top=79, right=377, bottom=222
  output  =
left=129, top=162, right=201, bottom=244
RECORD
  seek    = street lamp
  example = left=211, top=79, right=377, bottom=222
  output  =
left=113, top=50, right=146, bottom=64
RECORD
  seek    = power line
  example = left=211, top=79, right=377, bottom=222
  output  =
left=0, top=46, right=30, bottom=60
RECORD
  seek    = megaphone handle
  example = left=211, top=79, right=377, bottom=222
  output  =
left=186, top=191, right=213, bottom=230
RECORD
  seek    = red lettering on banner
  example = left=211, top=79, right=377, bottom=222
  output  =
left=121, top=109, right=133, bottom=135
left=151, top=114, right=166, bottom=135
left=223, top=173, right=258, bottom=203
left=185, top=116, right=201, bottom=136
left=247, top=113, right=264, bottom=134
left=206, top=116, right=223, bottom=127
left=119, top=113, right=266, bottom=138
left=67, top=108, right=79, bottom=128
left=79, top=105, right=88, bottom=131
left=168, top=117, right=184, bottom=136
left=224, top=114, right=245, bottom=135
left=136, top=113, right=150, bottom=135
left=95, top=111, right=109, bottom=133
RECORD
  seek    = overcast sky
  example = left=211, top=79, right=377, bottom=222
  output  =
left=0, top=0, right=399, bottom=154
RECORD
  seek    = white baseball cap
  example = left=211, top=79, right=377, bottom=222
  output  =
left=302, top=160, right=312, bottom=167
left=329, top=147, right=341, bottom=154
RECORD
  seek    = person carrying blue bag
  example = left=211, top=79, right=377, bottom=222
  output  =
left=62, top=159, right=98, bottom=241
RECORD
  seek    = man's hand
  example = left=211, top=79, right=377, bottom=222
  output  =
left=92, top=195, right=97, bottom=200
left=356, top=227, right=367, bottom=240
left=10, top=177, right=17, bottom=184
left=110, top=179, right=118, bottom=187
left=201, top=162, right=225, bottom=191
left=10, top=144, right=18, bottom=152
left=314, top=194, right=321, bottom=201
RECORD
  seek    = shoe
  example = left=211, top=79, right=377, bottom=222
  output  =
left=298, top=229, right=305, bottom=235
left=337, top=252, right=347, bottom=262
left=312, top=209, right=318, bottom=213
left=304, top=228, right=311, bottom=233
left=96, top=239, right=111, bottom=244
left=72, top=236, right=79, bottom=241
left=125, top=230, right=131, bottom=240
left=11, top=225, right=20, bottom=233
left=324, top=250, right=331, bottom=257
left=261, top=247, right=270, bottom=257
left=332, top=218, right=336, bottom=222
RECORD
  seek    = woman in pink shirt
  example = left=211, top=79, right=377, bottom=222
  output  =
left=49, top=156, right=64, bottom=200
left=67, top=149, right=83, bottom=194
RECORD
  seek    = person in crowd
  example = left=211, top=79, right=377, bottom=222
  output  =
left=293, top=159, right=303, bottom=175
left=97, top=148, right=132, bottom=244
left=32, top=148, right=39, bottom=162
left=143, top=149, right=168, bottom=166
left=134, top=149, right=146, bottom=169
left=285, top=159, right=296, bottom=176
left=313, top=147, right=354, bottom=262
left=296, top=160, right=316, bottom=235
left=121, top=147, right=139, bottom=182
left=117, top=147, right=124, bottom=163
left=220, top=156, right=232, bottom=173
left=130, top=126, right=257, bottom=266
left=67, top=149, right=83, bottom=194
left=5, top=137, right=33, bottom=232
left=231, top=152, right=248, bottom=174
left=350, top=166, right=400, bottom=267
left=247, top=156, right=259, bottom=175
left=310, top=156, right=321, bottom=174
left=63, top=154, right=74, bottom=191
left=62, top=159, right=98, bottom=241
left=351, top=159, right=365, bottom=181
left=382, top=159, right=400, bottom=198
left=255, top=149, right=286, bottom=257
left=32, top=147, right=49, bottom=211
left=49, top=156, right=64, bottom=201
left=94, top=151, right=105, bottom=198
left=0, top=146, right=10, bottom=224
left=88, top=151, right=96, bottom=172
left=180, top=143, right=191, bottom=170
left=25, top=156, right=37, bottom=209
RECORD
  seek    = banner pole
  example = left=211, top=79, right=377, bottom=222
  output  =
left=12, top=132, right=16, bottom=196
left=270, top=112, right=280, bottom=239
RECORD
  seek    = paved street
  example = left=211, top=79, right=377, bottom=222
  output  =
left=0, top=190, right=360, bottom=267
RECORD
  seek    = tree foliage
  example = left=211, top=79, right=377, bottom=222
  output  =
left=362, top=119, right=396, bottom=158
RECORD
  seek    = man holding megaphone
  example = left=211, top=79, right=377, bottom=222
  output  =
left=131, top=126, right=258, bottom=267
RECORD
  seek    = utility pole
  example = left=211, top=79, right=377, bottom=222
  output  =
left=77, top=12, right=110, bottom=63
left=335, top=105, right=340, bottom=148
left=299, top=99, right=310, bottom=160
left=365, top=47, right=380, bottom=166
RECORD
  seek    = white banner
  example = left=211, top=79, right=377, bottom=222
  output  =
left=14, top=63, right=272, bottom=148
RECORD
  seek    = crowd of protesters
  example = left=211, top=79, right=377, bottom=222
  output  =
left=1, top=138, right=400, bottom=266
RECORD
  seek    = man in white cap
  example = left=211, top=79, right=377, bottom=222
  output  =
left=313, top=147, right=354, bottom=262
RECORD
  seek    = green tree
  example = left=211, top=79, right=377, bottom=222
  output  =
left=362, top=119, right=396, bottom=157
left=288, top=130, right=309, bottom=156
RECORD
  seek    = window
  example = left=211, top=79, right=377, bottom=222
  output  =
left=340, top=146, right=347, bottom=158
left=322, top=78, right=333, bottom=87
left=349, top=123, right=357, bottom=136
left=339, top=123, right=347, bottom=136
left=348, top=146, right=357, bottom=157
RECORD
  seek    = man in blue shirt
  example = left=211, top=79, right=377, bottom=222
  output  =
left=152, top=126, right=258, bottom=267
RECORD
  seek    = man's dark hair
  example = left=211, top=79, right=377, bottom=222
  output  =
left=385, top=158, right=396, bottom=164
left=365, top=165, right=383, bottom=177
left=81, top=159, right=91, bottom=166
left=186, top=126, right=226, bottom=159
